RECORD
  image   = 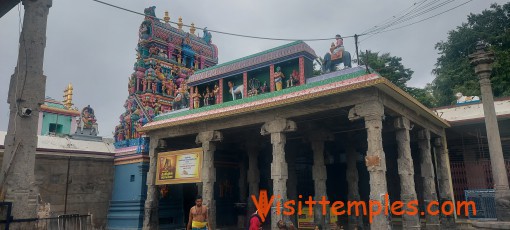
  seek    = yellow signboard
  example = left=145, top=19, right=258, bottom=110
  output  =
left=297, top=207, right=339, bottom=229
left=297, top=207, right=315, bottom=229
left=156, top=148, right=203, bottom=185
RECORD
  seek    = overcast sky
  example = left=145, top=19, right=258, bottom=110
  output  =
left=0, top=0, right=506, bottom=138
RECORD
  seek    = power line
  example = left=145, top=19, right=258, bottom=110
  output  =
left=371, top=0, right=456, bottom=34
left=92, top=0, right=476, bottom=66
left=363, top=0, right=456, bottom=36
left=360, top=0, right=473, bottom=43
left=91, top=0, right=360, bottom=41
left=360, top=0, right=428, bottom=35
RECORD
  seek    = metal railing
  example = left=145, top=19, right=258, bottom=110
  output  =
left=450, top=160, right=510, bottom=203
left=0, top=205, right=92, bottom=230
left=34, top=214, right=92, bottom=230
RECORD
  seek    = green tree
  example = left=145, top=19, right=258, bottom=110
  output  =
left=432, top=3, right=510, bottom=106
left=406, top=84, right=437, bottom=108
left=361, top=51, right=413, bottom=89
left=313, top=57, right=324, bottom=76
left=360, top=50, right=435, bottom=107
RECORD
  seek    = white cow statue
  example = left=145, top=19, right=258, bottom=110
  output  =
left=228, top=81, right=244, bottom=100
left=456, top=92, right=480, bottom=104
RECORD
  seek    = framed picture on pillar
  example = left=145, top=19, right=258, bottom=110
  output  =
left=156, top=147, right=203, bottom=185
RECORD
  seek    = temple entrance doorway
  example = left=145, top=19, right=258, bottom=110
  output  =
left=182, top=183, right=198, bottom=227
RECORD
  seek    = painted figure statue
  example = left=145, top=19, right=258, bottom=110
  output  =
left=192, top=87, right=202, bottom=109
left=260, top=81, right=268, bottom=93
left=273, top=66, right=285, bottom=91
left=203, top=86, right=214, bottom=106
left=228, top=81, right=244, bottom=100
left=287, top=69, right=299, bottom=88
left=172, top=86, right=190, bottom=110
left=203, top=27, right=212, bottom=44
left=213, top=84, right=221, bottom=104
left=322, top=34, right=352, bottom=72
left=248, top=78, right=261, bottom=97
left=78, top=105, right=98, bottom=133
left=455, top=92, right=480, bottom=104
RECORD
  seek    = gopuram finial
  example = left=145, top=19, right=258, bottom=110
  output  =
left=190, top=23, right=196, bottom=35
left=178, top=16, right=183, bottom=30
left=164, top=11, right=170, bottom=23
left=63, top=83, right=74, bottom=109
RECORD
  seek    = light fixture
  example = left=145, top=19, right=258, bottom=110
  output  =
left=21, top=107, right=32, bottom=117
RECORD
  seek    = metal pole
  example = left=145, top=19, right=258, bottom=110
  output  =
left=365, top=50, right=371, bottom=74
left=354, top=34, right=360, bottom=65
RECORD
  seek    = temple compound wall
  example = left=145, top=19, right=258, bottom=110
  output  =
left=0, top=132, right=114, bottom=229
left=435, top=97, right=510, bottom=220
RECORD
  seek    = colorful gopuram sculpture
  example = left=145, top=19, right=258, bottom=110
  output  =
left=113, top=6, right=218, bottom=144
left=108, top=7, right=218, bottom=229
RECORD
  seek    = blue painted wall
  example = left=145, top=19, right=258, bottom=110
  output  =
left=107, top=162, right=148, bottom=230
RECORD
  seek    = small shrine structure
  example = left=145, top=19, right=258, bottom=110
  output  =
left=185, top=41, right=316, bottom=108
left=38, top=84, right=80, bottom=136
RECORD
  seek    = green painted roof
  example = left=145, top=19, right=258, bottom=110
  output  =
left=194, top=41, right=309, bottom=75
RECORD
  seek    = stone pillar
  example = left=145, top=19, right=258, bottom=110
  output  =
left=287, top=145, right=298, bottom=225
left=346, top=144, right=363, bottom=229
left=190, top=86, right=195, bottom=109
left=197, top=183, right=203, bottom=196
left=142, top=138, right=163, bottom=230
left=394, top=117, right=420, bottom=229
left=243, top=72, right=248, bottom=97
left=218, top=78, right=224, bottom=103
left=418, top=130, right=440, bottom=229
left=196, top=131, right=223, bottom=230
left=1, top=1, right=52, bottom=227
left=307, top=130, right=333, bottom=229
left=348, top=101, right=390, bottom=229
left=247, top=140, right=260, bottom=214
left=469, top=41, right=510, bottom=221
left=299, top=57, right=305, bottom=85
left=261, top=119, right=297, bottom=229
left=270, top=64, right=275, bottom=92
left=434, top=137, right=456, bottom=228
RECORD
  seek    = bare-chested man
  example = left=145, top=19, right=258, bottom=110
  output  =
left=187, top=195, right=209, bottom=230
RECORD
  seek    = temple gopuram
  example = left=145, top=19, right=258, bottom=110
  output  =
left=107, top=6, right=218, bottom=229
